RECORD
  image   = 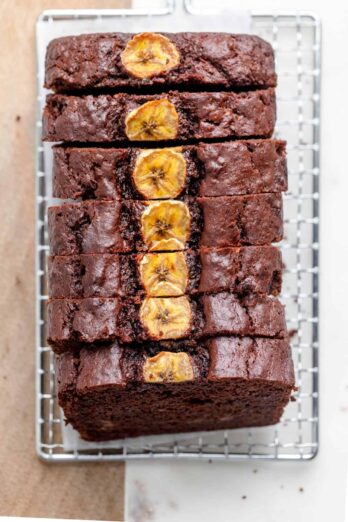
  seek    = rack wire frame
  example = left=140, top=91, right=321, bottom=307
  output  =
left=35, top=1, right=321, bottom=462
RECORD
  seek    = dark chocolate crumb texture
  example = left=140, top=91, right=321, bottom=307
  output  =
left=48, top=246, right=282, bottom=299
left=53, top=140, right=287, bottom=200
left=42, top=89, right=276, bottom=143
left=48, top=195, right=283, bottom=255
left=47, top=292, right=287, bottom=350
left=45, top=32, right=276, bottom=92
left=56, top=337, right=294, bottom=441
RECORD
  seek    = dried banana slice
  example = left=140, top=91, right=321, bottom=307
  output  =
left=139, top=252, right=188, bottom=296
left=140, top=296, right=191, bottom=340
left=121, top=32, right=180, bottom=79
left=125, top=99, right=179, bottom=141
left=133, top=148, right=186, bottom=199
left=140, top=200, right=190, bottom=251
left=143, top=351, right=194, bottom=383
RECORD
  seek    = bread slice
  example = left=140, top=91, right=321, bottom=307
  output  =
left=48, top=246, right=282, bottom=299
left=45, top=32, right=276, bottom=92
left=56, top=337, right=294, bottom=441
left=42, top=89, right=276, bottom=143
left=48, top=195, right=283, bottom=256
left=47, top=293, right=287, bottom=351
left=53, top=140, right=287, bottom=200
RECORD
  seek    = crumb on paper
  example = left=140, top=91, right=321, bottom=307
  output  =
left=299, top=487, right=304, bottom=493
left=252, top=469, right=258, bottom=473
left=288, top=328, right=298, bottom=339
left=242, top=495, right=247, bottom=500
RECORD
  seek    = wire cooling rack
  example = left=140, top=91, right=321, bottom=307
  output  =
left=35, top=0, right=320, bottom=462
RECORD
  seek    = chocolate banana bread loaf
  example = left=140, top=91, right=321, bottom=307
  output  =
left=53, top=140, right=287, bottom=200
left=45, top=32, right=276, bottom=93
left=47, top=194, right=283, bottom=256
left=44, top=29, right=294, bottom=440
left=48, top=246, right=282, bottom=299
left=56, top=337, right=294, bottom=441
left=42, top=89, right=276, bottom=143
left=47, top=293, right=287, bottom=351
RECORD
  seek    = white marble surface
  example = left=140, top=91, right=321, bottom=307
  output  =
left=125, top=1, right=348, bottom=520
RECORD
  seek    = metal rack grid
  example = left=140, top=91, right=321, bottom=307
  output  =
left=35, top=1, right=320, bottom=462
